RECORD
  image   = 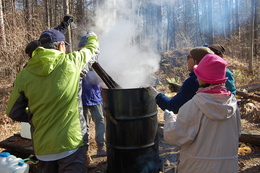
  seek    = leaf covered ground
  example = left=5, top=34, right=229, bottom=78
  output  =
left=0, top=48, right=259, bottom=172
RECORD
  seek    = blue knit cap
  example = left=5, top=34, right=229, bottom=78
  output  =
left=78, top=35, right=87, bottom=48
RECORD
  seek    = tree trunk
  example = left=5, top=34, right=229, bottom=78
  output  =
left=166, top=4, right=176, bottom=51
left=156, top=3, right=162, bottom=53
left=0, top=0, right=6, bottom=47
left=194, top=0, right=201, bottom=44
left=249, top=0, right=255, bottom=73
left=224, top=0, right=230, bottom=38
left=254, top=0, right=259, bottom=59
left=207, top=0, right=213, bottom=44
left=45, top=0, right=50, bottom=28
left=24, top=0, right=31, bottom=40
left=235, top=0, right=240, bottom=39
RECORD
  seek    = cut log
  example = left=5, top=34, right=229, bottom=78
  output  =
left=239, top=131, right=260, bottom=146
left=236, top=91, right=260, bottom=102
left=0, top=134, right=34, bottom=155
left=237, top=83, right=260, bottom=92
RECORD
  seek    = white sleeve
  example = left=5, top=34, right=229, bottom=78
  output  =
left=163, top=100, right=201, bottom=146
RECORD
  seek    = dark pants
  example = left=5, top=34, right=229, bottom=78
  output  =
left=39, top=146, right=86, bottom=173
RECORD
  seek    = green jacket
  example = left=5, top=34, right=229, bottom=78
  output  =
left=6, top=36, right=99, bottom=155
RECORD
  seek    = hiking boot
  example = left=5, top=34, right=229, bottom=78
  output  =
left=97, top=145, right=106, bottom=156
left=86, top=153, right=97, bottom=168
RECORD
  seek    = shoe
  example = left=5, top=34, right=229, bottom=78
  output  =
left=97, top=145, right=107, bottom=156
left=86, top=153, right=97, bottom=168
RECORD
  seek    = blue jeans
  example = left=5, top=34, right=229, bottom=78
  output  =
left=83, top=104, right=105, bottom=148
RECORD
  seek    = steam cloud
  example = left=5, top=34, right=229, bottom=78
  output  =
left=90, top=0, right=160, bottom=88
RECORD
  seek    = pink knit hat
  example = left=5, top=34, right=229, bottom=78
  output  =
left=194, top=54, right=228, bottom=84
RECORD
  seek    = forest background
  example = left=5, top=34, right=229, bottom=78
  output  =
left=0, top=1, right=259, bottom=172
left=0, top=0, right=259, bottom=113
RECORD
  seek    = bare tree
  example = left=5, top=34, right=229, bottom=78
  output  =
left=0, top=0, right=6, bottom=47
left=207, top=0, right=213, bottom=44
left=249, top=0, right=256, bottom=73
left=166, top=4, right=177, bottom=51
left=254, top=0, right=260, bottom=57
left=234, top=0, right=240, bottom=39
left=45, top=0, right=50, bottom=28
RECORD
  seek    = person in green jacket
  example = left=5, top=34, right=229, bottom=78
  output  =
left=208, top=44, right=237, bottom=95
left=6, top=29, right=99, bottom=173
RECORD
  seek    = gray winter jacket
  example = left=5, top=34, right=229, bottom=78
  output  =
left=164, top=93, right=241, bottom=173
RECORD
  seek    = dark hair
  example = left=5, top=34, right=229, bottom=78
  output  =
left=41, top=41, right=63, bottom=49
left=208, top=44, right=225, bottom=57
left=25, top=40, right=39, bottom=58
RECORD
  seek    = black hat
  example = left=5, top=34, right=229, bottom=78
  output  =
left=25, top=40, right=39, bottom=58
left=208, top=44, right=225, bottom=57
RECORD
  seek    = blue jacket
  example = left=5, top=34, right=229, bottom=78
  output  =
left=156, top=72, right=199, bottom=114
left=82, top=71, right=102, bottom=106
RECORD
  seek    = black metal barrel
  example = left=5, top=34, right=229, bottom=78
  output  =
left=102, top=87, right=160, bottom=173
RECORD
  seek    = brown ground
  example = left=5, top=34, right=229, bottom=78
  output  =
left=0, top=85, right=259, bottom=173
left=0, top=48, right=259, bottom=172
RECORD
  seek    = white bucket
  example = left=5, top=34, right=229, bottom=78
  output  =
left=20, top=122, right=31, bottom=139
left=0, top=152, right=29, bottom=173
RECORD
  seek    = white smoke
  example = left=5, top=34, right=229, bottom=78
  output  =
left=90, top=0, right=160, bottom=88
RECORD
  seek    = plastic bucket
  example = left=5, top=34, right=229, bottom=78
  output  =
left=20, top=122, right=31, bottom=139
left=0, top=152, right=29, bottom=173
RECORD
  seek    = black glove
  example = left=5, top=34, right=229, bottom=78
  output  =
left=54, top=14, right=74, bottom=34
left=63, top=14, right=74, bottom=24
left=168, top=83, right=181, bottom=92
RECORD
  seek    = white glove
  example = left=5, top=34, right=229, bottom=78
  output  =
left=84, top=54, right=99, bottom=73
left=86, top=31, right=97, bottom=38
left=147, top=86, right=159, bottom=99
left=164, top=109, right=176, bottom=121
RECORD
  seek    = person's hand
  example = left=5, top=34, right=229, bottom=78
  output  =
left=86, top=31, right=97, bottom=38
left=168, top=83, right=181, bottom=92
left=164, top=109, right=175, bottom=121
left=147, top=86, right=159, bottom=99
left=63, top=14, right=74, bottom=24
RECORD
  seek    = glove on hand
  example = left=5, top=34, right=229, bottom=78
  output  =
left=80, top=69, right=88, bottom=79
left=84, top=54, right=99, bottom=73
left=164, top=109, right=176, bottom=121
left=63, top=14, right=74, bottom=24
left=86, top=31, right=97, bottom=38
left=168, top=83, right=181, bottom=92
left=147, top=86, right=159, bottom=99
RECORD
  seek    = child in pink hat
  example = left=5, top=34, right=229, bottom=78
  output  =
left=193, top=54, right=230, bottom=95
left=163, top=54, right=241, bottom=173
